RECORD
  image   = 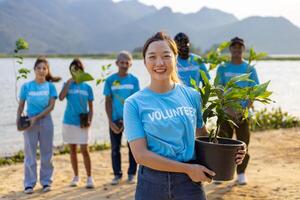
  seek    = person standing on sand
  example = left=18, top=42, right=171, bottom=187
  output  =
left=16, top=57, right=60, bottom=194
left=59, top=58, right=95, bottom=188
left=216, top=37, right=260, bottom=185
left=174, top=32, right=210, bottom=88
left=104, top=51, right=140, bottom=185
left=123, top=32, right=246, bottom=200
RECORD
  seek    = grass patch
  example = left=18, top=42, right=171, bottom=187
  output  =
left=0, top=142, right=110, bottom=166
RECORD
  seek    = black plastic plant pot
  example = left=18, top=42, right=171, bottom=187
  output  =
left=79, top=113, right=89, bottom=128
left=18, top=116, right=30, bottom=130
left=195, top=136, right=245, bottom=181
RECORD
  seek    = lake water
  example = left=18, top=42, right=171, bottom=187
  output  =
left=0, top=58, right=299, bottom=156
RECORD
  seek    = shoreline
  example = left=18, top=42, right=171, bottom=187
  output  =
left=1, top=54, right=300, bottom=61
left=1, top=128, right=300, bottom=199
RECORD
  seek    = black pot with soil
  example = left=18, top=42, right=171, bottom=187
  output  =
left=195, top=136, right=245, bottom=181
left=17, top=116, right=30, bottom=131
left=79, top=113, right=89, bottom=128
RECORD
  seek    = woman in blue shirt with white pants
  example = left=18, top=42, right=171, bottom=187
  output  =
left=124, top=32, right=246, bottom=200
left=16, top=57, right=60, bottom=194
left=59, top=59, right=94, bottom=188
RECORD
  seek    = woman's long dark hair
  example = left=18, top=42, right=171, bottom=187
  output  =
left=34, top=57, right=61, bottom=82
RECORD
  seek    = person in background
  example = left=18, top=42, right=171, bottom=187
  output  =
left=174, top=32, right=210, bottom=88
left=59, top=58, right=95, bottom=188
left=216, top=37, right=260, bottom=185
left=16, top=57, right=61, bottom=194
left=124, top=32, right=246, bottom=200
left=103, top=51, right=140, bottom=185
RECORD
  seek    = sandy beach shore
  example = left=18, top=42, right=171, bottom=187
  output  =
left=1, top=128, right=300, bottom=200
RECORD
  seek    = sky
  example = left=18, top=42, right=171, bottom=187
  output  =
left=114, top=0, right=300, bottom=28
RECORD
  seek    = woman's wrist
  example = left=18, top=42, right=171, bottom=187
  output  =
left=180, top=163, right=192, bottom=175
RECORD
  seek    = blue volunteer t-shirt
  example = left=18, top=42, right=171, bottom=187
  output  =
left=19, top=80, right=57, bottom=117
left=216, top=61, right=260, bottom=107
left=63, top=82, right=94, bottom=126
left=124, top=84, right=203, bottom=162
left=177, top=53, right=210, bottom=88
left=103, top=73, right=140, bottom=121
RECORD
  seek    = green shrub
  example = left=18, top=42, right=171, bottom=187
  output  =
left=250, top=108, right=300, bottom=131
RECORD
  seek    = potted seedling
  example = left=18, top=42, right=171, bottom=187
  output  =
left=70, top=63, right=112, bottom=127
left=14, top=38, right=31, bottom=130
left=70, top=65, right=94, bottom=128
left=96, top=63, right=112, bottom=105
left=192, top=43, right=272, bottom=181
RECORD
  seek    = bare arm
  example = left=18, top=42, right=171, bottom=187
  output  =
left=129, top=138, right=215, bottom=182
left=196, top=126, right=208, bottom=137
left=30, top=98, right=56, bottom=126
left=16, top=100, right=25, bottom=123
left=59, top=79, right=73, bottom=101
left=88, top=100, right=93, bottom=125
left=105, top=96, right=120, bottom=133
left=105, top=96, right=113, bottom=122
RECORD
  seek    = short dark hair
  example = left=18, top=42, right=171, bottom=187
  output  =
left=69, top=58, right=84, bottom=72
left=230, top=37, right=245, bottom=47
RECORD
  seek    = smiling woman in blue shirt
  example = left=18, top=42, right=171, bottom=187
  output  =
left=124, top=32, right=246, bottom=200
left=16, top=57, right=61, bottom=194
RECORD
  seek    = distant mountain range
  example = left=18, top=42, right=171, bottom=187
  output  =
left=1, top=0, right=300, bottom=54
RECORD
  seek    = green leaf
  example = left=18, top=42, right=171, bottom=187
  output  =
left=15, top=38, right=29, bottom=51
left=193, top=56, right=205, bottom=65
left=73, top=70, right=94, bottom=83
left=226, top=119, right=238, bottom=128
left=217, top=41, right=230, bottom=53
left=199, top=70, right=209, bottom=86
left=251, top=81, right=271, bottom=98
left=225, top=73, right=255, bottom=90
left=190, top=78, right=197, bottom=89
left=18, top=68, right=30, bottom=74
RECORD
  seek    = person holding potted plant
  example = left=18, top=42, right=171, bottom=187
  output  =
left=174, top=32, right=210, bottom=87
left=123, top=32, right=246, bottom=200
left=16, top=57, right=61, bottom=194
left=59, top=58, right=95, bottom=188
left=103, top=51, right=140, bottom=185
left=216, top=37, right=260, bottom=185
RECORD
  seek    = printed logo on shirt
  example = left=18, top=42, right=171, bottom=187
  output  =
left=224, top=72, right=243, bottom=77
left=148, top=106, right=196, bottom=122
left=177, top=65, right=199, bottom=72
left=68, top=89, right=88, bottom=96
left=28, top=91, right=49, bottom=96
left=111, top=84, right=134, bottom=90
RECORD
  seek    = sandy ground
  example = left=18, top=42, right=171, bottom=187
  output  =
left=0, top=128, right=300, bottom=200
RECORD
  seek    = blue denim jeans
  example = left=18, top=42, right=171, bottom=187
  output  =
left=23, top=115, right=54, bottom=188
left=135, top=166, right=207, bottom=200
left=109, top=125, right=137, bottom=177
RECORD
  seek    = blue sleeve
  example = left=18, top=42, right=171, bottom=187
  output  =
left=133, top=78, right=140, bottom=93
left=103, top=78, right=112, bottom=96
left=249, top=67, right=260, bottom=86
left=195, top=92, right=204, bottom=128
left=19, top=83, right=27, bottom=101
left=124, top=100, right=145, bottom=142
left=200, top=63, right=211, bottom=80
left=216, top=66, right=224, bottom=86
left=49, top=83, right=57, bottom=99
left=88, top=85, right=94, bottom=101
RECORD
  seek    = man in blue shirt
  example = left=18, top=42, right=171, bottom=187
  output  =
left=174, top=32, right=210, bottom=88
left=216, top=37, right=260, bottom=185
left=103, top=51, right=140, bottom=185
